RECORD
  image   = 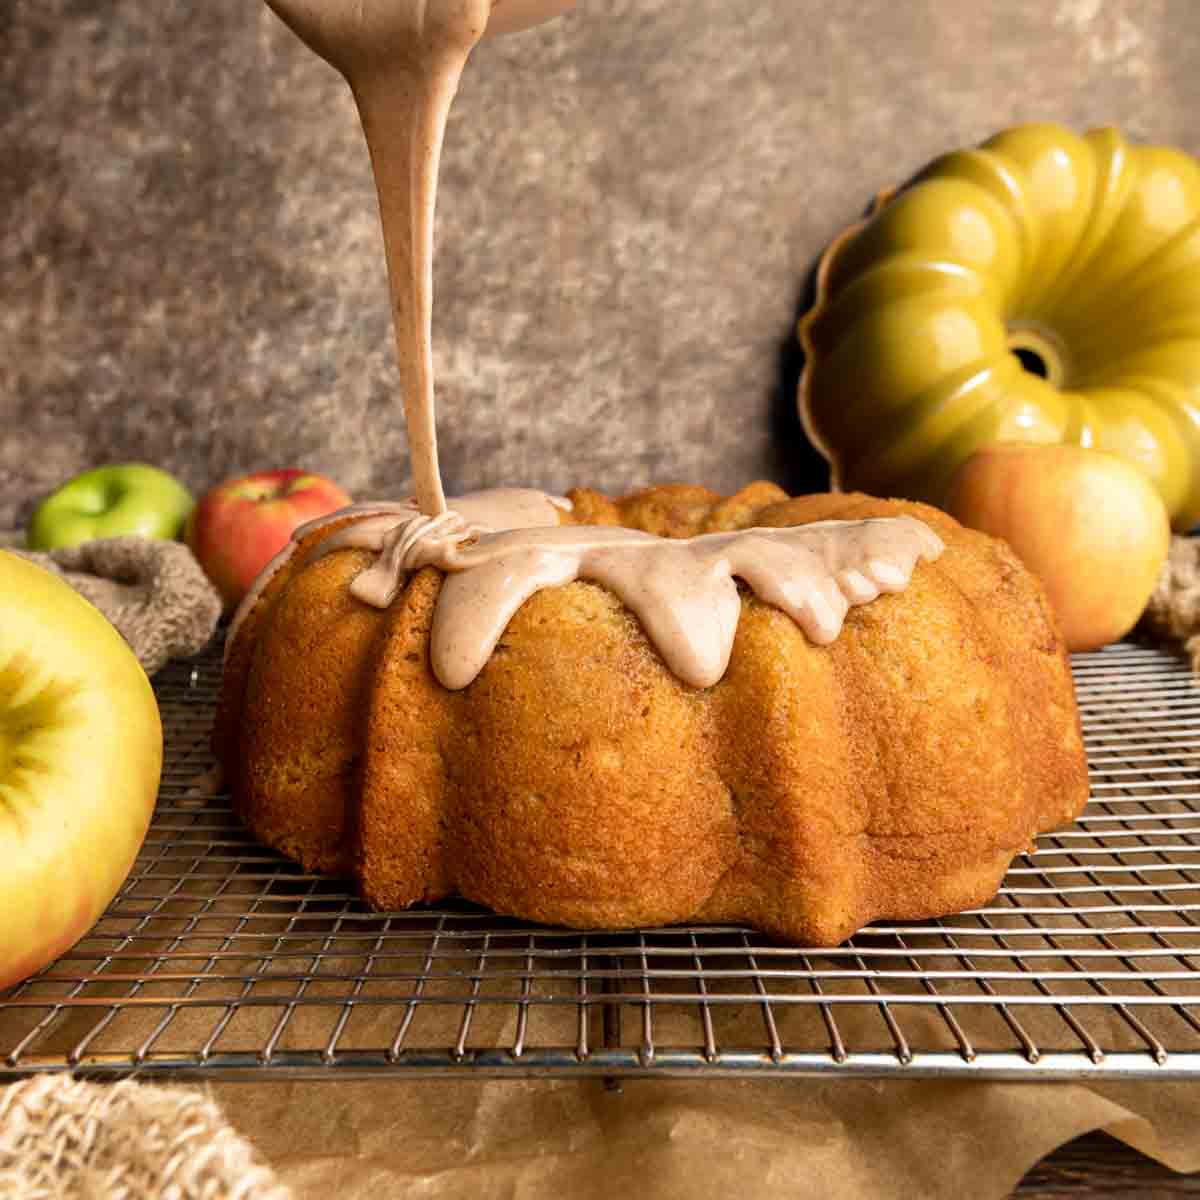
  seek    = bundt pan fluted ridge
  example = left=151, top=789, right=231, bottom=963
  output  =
left=215, top=483, right=1088, bottom=946
left=799, top=122, right=1200, bottom=530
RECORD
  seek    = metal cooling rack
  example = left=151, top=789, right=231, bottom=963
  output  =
left=3, top=638, right=1200, bottom=1081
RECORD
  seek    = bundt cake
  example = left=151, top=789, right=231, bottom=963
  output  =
left=799, top=123, right=1200, bottom=530
left=214, top=481, right=1089, bottom=946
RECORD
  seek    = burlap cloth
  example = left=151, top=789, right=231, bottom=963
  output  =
left=0, top=1075, right=290, bottom=1199
left=0, top=532, right=221, bottom=675
left=1142, top=535, right=1200, bottom=669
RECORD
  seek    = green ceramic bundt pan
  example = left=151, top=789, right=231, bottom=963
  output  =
left=798, top=123, right=1200, bottom=530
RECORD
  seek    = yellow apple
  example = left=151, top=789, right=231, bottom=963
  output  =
left=945, top=443, right=1171, bottom=652
left=0, top=551, right=161, bottom=990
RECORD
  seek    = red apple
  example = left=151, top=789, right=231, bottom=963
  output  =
left=185, top=469, right=352, bottom=611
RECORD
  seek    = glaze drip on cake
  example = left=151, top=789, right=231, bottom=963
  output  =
left=260, top=0, right=945, bottom=686
left=249, top=492, right=944, bottom=689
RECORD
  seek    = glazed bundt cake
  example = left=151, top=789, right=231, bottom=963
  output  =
left=214, top=482, right=1088, bottom=946
left=799, top=123, right=1200, bottom=530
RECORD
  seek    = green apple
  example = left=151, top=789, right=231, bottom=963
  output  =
left=26, top=463, right=195, bottom=550
left=0, top=551, right=162, bottom=990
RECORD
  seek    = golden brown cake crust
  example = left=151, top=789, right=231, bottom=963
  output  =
left=216, top=485, right=1089, bottom=946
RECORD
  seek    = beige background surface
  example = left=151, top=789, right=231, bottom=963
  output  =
left=5, top=0, right=1200, bottom=525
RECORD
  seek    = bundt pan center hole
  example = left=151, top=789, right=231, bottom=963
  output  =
left=1007, top=326, right=1069, bottom=389
left=1013, top=346, right=1048, bottom=380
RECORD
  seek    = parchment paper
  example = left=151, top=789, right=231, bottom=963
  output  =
left=206, top=1073, right=1200, bottom=1199
left=197, top=1000, right=1200, bottom=1198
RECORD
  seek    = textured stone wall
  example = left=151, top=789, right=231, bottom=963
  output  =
left=3, top=0, right=1198, bottom=526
